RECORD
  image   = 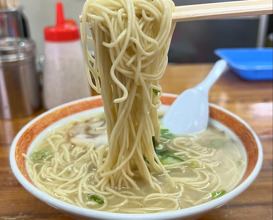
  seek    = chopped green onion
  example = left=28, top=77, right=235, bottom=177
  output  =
left=152, top=136, right=156, bottom=148
left=144, top=156, right=150, bottom=164
left=154, top=142, right=182, bottom=165
left=155, top=147, right=177, bottom=156
left=161, top=132, right=174, bottom=139
left=156, top=149, right=169, bottom=155
left=160, top=128, right=169, bottom=133
left=160, top=128, right=174, bottom=140
left=159, top=155, right=184, bottom=165
left=87, top=194, right=104, bottom=204
left=153, top=131, right=181, bottom=165
left=30, top=150, right=52, bottom=163
left=153, top=89, right=159, bottom=95
left=211, top=190, right=227, bottom=199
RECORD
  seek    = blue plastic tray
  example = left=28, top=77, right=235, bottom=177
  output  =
left=215, top=48, right=273, bottom=81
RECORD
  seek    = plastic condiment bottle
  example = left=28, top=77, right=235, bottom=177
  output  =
left=43, top=2, right=90, bottom=109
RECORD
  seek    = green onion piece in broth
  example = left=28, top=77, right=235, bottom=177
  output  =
left=87, top=194, right=104, bottom=204
left=30, top=150, right=52, bottom=163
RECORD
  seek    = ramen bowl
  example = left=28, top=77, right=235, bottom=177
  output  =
left=10, top=94, right=263, bottom=220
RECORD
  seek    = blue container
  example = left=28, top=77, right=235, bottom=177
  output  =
left=215, top=48, right=273, bottom=81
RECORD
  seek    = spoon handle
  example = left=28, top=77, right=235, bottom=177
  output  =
left=196, top=59, right=228, bottom=93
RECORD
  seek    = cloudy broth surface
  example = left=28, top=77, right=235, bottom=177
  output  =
left=25, top=112, right=246, bottom=213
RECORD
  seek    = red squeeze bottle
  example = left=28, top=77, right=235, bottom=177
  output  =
left=44, top=2, right=80, bottom=42
left=43, top=2, right=91, bottom=109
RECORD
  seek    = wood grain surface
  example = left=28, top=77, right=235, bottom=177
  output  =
left=0, top=64, right=272, bottom=220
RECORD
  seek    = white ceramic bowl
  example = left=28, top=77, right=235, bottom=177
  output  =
left=10, top=94, right=263, bottom=220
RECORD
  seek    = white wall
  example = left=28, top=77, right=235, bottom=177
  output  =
left=21, top=0, right=85, bottom=56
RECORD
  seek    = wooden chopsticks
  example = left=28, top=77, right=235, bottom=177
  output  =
left=0, top=0, right=20, bottom=9
left=172, top=0, right=273, bottom=22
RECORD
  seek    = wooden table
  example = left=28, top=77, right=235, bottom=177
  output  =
left=0, top=64, right=272, bottom=220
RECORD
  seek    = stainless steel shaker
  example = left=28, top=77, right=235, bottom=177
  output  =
left=0, top=38, right=40, bottom=119
left=0, top=7, right=29, bottom=38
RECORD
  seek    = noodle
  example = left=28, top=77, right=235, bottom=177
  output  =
left=81, top=0, right=176, bottom=188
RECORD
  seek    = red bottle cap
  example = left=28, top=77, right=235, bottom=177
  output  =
left=44, top=2, right=80, bottom=42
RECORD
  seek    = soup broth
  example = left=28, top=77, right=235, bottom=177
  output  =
left=26, top=112, right=246, bottom=213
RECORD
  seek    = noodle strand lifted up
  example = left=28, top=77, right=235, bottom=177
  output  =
left=81, top=0, right=176, bottom=189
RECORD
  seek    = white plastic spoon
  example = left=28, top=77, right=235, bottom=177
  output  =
left=162, top=59, right=228, bottom=135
